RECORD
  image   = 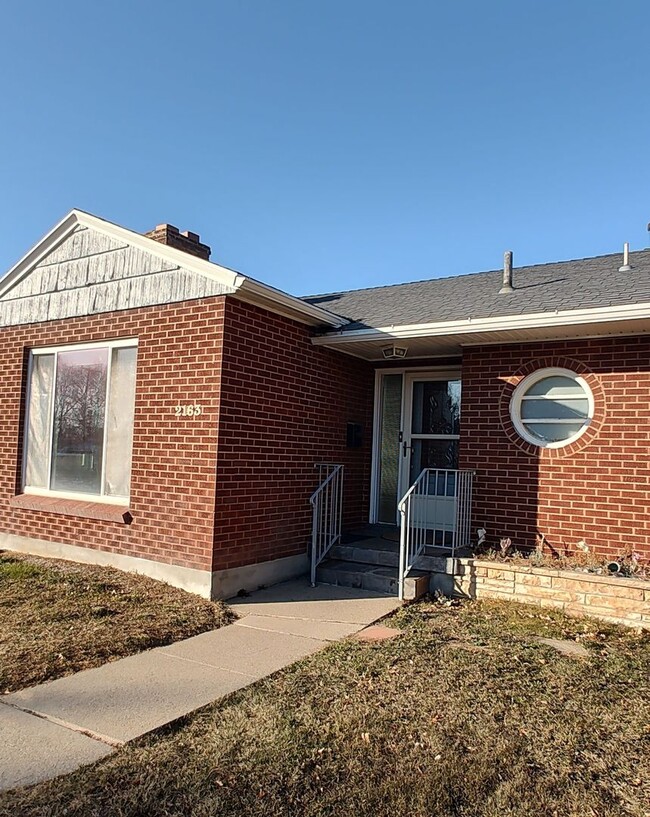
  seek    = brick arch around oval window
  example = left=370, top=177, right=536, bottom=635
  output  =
left=497, top=356, right=606, bottom=460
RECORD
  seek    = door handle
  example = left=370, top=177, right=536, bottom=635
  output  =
left=402, top=441, right=412, bottom=457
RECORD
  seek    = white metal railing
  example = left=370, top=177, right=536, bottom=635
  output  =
left=398, top=468, right=474, bottom=600
left=310, top=463, right=344, bottom=586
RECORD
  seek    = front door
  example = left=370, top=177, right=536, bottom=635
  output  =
left=399, top=374, right=461, bottom=545
left=400, top=374, right=461, bottom=487
left=373, top=370, right=461, bottom=527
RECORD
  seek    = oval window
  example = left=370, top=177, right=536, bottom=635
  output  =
left=510, top=368, right=594, bottom=448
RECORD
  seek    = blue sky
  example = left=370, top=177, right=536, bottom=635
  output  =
left=1, top=1, right=649, bottom=295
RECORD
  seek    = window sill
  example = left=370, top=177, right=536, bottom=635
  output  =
left=10, top=494, right=132, bottom=524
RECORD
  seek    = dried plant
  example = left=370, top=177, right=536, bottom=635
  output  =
left=616, top=545, right=648, bottom=578
left=477, top=536, right=648, bottom=582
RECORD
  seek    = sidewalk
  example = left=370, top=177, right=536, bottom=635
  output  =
left=0, top=579, right=400, bottom=792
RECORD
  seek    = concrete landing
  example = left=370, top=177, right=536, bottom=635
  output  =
left=229, top=578, right=401, bottom=624
left=0, top=579, right=400, bottom=792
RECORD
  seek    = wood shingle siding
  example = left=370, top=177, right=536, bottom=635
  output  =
left=0, top=225, right=236, bottom=327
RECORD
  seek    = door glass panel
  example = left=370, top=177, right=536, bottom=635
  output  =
left=50, top=348, right=108, bottom=494
left=411, top=380, right=461, bottom=435
left=377, top=374, right=403, bottom=523
left=409, top=439, right=459, bottom=483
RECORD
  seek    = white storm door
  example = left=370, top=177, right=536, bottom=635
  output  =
left=399, top=374, right=461, bottom=545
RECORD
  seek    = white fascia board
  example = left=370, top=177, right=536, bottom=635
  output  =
left=0, top=209, right=346, bottom=328
left=0, top=211, right=79, bottom=298
left=234, top=277, right=347, bottom=327
left=311, top=302, right=650, bottom=345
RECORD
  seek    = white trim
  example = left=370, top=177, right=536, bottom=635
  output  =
left=23, top=337, right=138, bottom=500
left=509, top=367, right=595, bottom=449
left=0, top=213, right=80, bottom=299
left=369, top=371, right=384, bottom=523
left=234, top=277, right=347, bottom=327
left=311, top=301, right=650, bottom=345
left=0, top=209, right=346, bottom=329
left=101, top=346, right=114, bottom=495
left=32, top=337, right=138, bottom=355
left=23, top=487, right=129, bottom=505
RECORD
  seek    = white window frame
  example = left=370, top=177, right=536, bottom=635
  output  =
left=23, top=338, right=138, bottom=504
left=509, top=366, right=594, bottom=449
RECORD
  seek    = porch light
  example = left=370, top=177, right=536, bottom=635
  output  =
left=381, top=346, right=408, bottom=360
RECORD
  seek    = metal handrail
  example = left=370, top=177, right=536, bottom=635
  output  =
left=398, top=469, right=429, bottom=600
left=398, top=468, right=474, bottom=600
left=310, top=463, right=344, bottom=586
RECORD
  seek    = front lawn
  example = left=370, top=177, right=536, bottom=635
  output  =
left=0, top=551, right=233, bottom=693
left=1, top=597, right=648, bottom=816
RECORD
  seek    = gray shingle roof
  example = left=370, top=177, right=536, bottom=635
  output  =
left=302, top=250, right=650, bottom=331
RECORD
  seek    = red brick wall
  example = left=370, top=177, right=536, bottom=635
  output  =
left=212, top=298, right=375, bottom=572
left=460, top=337, right=650, bottom=561
left=0, top=298, right=226, bottom=571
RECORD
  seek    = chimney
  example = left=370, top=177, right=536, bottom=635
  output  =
left=145, top=223, right=211, bottom=261
left=499, top=250, right=514, bottom=293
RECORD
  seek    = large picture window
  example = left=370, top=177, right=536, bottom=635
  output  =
left=24, top=339, right=138, bottom=501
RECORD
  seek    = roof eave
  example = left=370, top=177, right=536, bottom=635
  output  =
left=234, top=278, right=347, bottom=328
left=311, top=302, right=650, bottom=346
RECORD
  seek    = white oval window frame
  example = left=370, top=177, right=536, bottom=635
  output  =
left=509, top=367, right=595, bottom=449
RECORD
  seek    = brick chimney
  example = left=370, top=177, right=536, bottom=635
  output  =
left=145, top=223, right=211, bottom=261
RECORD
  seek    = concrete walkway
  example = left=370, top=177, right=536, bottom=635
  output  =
left=0, top=579, right=400, bottom=792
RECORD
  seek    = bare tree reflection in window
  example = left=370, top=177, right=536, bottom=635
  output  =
left=51, top=349, right=108, bottom=494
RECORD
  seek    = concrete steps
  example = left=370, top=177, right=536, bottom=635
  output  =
left=330, top=539, right=462, bottom=574
left=316, top=558, right=429, bottom=600
left=316, top=529, right=469, bottom=601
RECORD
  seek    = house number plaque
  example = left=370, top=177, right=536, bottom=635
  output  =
left=174, top=404, right=203, bottom=418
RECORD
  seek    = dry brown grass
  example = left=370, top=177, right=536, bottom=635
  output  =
left=0, top=551, right=233, bottom=693
left=1, top=597, right=648, bottom=817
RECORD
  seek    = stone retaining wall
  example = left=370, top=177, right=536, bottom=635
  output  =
left=454, top=559, right=649, bottom=630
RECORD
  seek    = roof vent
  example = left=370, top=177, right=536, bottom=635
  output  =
left=618, top=242, right=631, bottom=272
left=499, top=250, right=514, bottom=294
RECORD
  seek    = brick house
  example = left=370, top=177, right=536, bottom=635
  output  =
left=1, top=210, right=648, bottom=598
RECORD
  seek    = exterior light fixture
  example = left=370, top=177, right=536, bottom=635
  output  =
left=381, top=346, right=408, bottom=360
